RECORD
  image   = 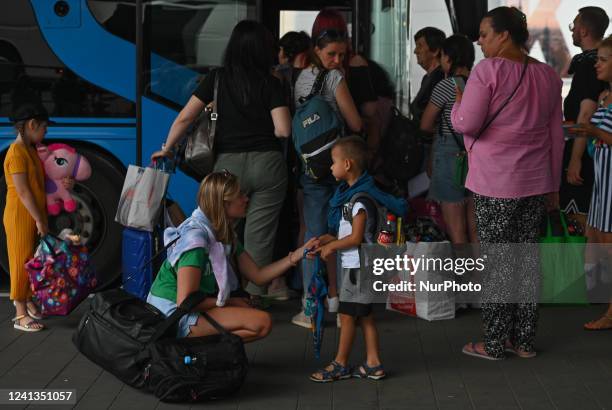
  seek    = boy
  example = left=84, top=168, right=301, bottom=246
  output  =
left=310, top=136, right=406, bottom=382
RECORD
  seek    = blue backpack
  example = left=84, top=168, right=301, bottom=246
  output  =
left=292, top=69, right=340, bottom=180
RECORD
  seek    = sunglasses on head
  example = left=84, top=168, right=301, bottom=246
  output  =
left=316, top=29, right=348, bottom=42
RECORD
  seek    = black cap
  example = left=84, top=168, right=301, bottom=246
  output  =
left=9, top=103, right=55, bottom=124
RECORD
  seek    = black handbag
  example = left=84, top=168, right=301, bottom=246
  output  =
left=144, top=311, right=248, bottom=402
left=178, top=71, right=220, bottom=181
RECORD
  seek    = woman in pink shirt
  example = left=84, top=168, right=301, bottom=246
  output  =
left=451, top=7, right=564, bottom=360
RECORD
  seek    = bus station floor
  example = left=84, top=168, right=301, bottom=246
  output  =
left=0, top=297, right=610, bottom=410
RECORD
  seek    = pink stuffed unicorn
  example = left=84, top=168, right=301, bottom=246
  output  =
left=37, top=143, right=92, bottom=216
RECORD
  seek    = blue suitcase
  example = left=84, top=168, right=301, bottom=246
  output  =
left=122, top=227, right=164, bottom=300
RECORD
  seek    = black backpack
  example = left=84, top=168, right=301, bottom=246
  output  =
left=378, top=107, right=423, bottom=182
left=342, top=193, right=389, bottom=244
left=73, top=289, right=248, bottom=401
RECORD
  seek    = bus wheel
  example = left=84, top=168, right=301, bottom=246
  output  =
left=0, top=147, right=125, bottom=290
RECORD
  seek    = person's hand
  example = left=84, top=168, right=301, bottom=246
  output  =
left=296, top=237, right=320, bottom=260
left=318, top=234, right=335, bottom=246
left=151, top=148, right=173, bottom=162
left=316, top=243, right=335, bottom=261
left=566, top=158, right=584, bottom=186
left=568, top=123, right=598, bottom=138
left=62, top=176, right=75, bottom=190
left=455, top=85, right=463, bottom=104
left=545, top=192, right=559, bottom=212
left=426, top=155, right=433, bottom=178
left=36, top=219, right=48, bottom=237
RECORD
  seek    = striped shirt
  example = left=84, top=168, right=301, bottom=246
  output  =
left=587, top=94, right=612, bottom=232
left=430, top=77, right=461, bottom=138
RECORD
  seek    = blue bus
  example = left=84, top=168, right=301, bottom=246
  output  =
left=0, top=0, right=495, bottom=287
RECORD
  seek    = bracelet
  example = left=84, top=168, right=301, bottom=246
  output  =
left=287, top=251, right=298, bottom=267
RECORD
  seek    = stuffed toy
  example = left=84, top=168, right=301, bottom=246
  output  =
left=37, top=143, right=92, bottom=215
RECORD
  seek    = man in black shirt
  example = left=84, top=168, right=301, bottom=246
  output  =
left=561, top=7, right=609, bottom=215
left=410, top=27, right=446, bottom=123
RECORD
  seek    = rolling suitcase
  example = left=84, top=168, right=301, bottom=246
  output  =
left=122, top=227, right=164, bottom=300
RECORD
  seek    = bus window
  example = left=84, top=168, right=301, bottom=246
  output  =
left=142, top=0, right=257, bottom=107
left=0, top=0, right=134, bottom=118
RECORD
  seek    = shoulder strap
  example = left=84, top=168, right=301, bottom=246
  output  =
left=310, top=69, right=329, bottom=97
left=441, top=77, right=466, bottom=151
left=148, top=290, right=229, bottom=343
left=209, top=70, right=220, bottom=139
left=346, top=192, right=376, bottom=223
left=468, top=55, right=529, bottom=152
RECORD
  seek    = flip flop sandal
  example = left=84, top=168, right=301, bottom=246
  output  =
left=353, top=362, right=386, bottom=380
left=504, top=343, right=537, bottom=358
left=13, top=301, right=43, bottom=320
left=12, top=315, right=44, bottom=332
left=462, top=342, right=504, bottom=361
left=583, top=315, right=612, bottom=331
left=309, top=361, right=352, bottom=383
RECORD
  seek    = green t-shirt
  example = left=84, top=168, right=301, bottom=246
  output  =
left=149, top=242, right=244, bottom=302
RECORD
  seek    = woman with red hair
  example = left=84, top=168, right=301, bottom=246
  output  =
left=311, top=9, right=381, bottom=152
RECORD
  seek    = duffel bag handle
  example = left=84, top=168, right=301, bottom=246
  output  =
left=149, top=290, right=229, bottom=342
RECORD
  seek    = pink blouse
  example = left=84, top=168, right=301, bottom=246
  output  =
left=451, top=57, right=564, bottom=199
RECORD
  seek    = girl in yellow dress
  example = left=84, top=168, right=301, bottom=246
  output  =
left=3, top=103, right=51, bottom=332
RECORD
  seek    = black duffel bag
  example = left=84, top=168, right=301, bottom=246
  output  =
left=73, top=289, right=247, bottom=401
left=144, top=310, right=248, bottom=402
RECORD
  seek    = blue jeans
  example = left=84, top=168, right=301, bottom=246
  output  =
left=300, top=174, right=337, bottom=294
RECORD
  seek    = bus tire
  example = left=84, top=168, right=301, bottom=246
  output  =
left=0, top=146, right=125, bottom=291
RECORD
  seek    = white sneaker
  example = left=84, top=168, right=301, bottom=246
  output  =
left=327, top=296, right=339, bottom=313
left=291, top=311, right=311, bottom=329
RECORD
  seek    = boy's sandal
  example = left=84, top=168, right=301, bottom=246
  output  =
left=504, top=341, right=537, bottom=358
left=583, top=315, right=612, bottom=331
left=309, top=361, right=352, bottom=383
left=462, top=342, right=504, bottom=361
left=12, top=315, right=44, bottom=332
left=353, top=362, right=386, bottom=380
left=13, top=300, right=43, bottom=320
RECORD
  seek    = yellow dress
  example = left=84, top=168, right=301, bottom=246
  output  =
left=3, top=142, right=47, bottom=300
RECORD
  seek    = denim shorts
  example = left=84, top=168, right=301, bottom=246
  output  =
left=428, top=133, right=469, bottom=203
left=146, top=293, right=199, bottom=338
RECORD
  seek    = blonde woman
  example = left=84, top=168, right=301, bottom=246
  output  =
left=147, top=170, right=318, bottom=340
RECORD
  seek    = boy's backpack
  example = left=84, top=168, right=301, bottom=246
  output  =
left=292, top=69, right=341, bottom=180
left=342, top=192, right=390, bottom=243
left=73, top=289, right=248, bottom=401
left=377, top=107, right=423, bottom=182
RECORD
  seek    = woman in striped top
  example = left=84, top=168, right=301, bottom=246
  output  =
left=420, top=34, right=478, bottom=244
left=570, top=35, right=612, bottom=331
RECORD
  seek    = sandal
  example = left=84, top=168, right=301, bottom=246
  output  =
left=583, top=315, right=612, bottom=331
left=504, top=341, right=536, bottom=358
left=12, top=315, right=44, bottom=332
left=13, top=300, right=43, bottom=320
left=462, top=342, right=504, bottom=361
left=309, top=361, right=352, bottom=383
left=353, top=362, right=386, bottom=380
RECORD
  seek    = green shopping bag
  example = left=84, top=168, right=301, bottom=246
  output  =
left=539, top=211, right=588, bottom=304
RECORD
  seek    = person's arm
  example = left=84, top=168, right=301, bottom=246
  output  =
left=151, top=95, right=206, bottom=160
left=420, top=102, right=442, bottom=134
left=176, top=265, right=218, bottom=311
left=12, top=173, right=47, bottom=236
left=271, top=106, right=291, bottom=137
left=450, top=63, right=491, bottom=136
left=567, top=99, right=598, bottom=185
left=238, top=237, right=319, bottom=286
left=573, top=123, right=612, bottom=145
left=317, top=211, right=366, bottom=261
left=335, top=79, right=363, bottom=133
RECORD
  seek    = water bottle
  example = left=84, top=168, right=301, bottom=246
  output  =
left=377, top=213, right=397, bottom=244
left=183, top=355, right=197, bottom=365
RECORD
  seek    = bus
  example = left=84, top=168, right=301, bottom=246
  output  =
left=1, top=0, right=606, bottom=287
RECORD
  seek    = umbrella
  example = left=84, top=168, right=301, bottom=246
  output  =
left=304, top=254, right=328, bottom=359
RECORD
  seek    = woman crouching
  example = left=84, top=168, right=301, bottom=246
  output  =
left=147, top=170, right=318, bottom=341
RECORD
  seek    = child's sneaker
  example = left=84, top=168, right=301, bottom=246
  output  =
left=327, top=296, right=339, bottom=313
left=291, top=311, right=311, bottom=329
